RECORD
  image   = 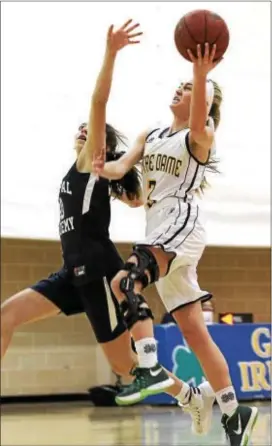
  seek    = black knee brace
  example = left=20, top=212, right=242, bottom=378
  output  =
left=120, top=294, right=154, bottom=330
left=119, top=245, right=159, bottom=330
left=122, top=245, right=160, bottom=289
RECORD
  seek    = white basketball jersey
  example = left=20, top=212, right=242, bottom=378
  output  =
left=142, top=127, right=210, bottom=208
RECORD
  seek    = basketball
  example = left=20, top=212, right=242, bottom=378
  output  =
left=174, top=10, right=230, bottom=62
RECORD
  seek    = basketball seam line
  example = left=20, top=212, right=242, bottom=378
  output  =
left=183, top=13, right=227, bottom=53
left=207, top=12, right=228, bottom=47
left=183, top=17, right=198, bottom=45
left=211, top=27, right=226, bottom=48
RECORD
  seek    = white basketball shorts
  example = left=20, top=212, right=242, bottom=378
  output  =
left=137, top=197, right=211, bottom=313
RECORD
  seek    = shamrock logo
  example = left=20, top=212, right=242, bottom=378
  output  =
left=172, top=340, right=206, bottom=386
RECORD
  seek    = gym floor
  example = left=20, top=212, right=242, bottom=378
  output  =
left=1, top=401, right=270, bottom=445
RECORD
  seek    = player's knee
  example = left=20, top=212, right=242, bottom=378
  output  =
left=182, top=321, right=211, bottom=351
left=173, top=306, right=211, bottom=350
left=117, top=246, right=159, bottom=296
left=120, top=294, right=154, bottom=330
left=128, top=245, right=160, bottom=288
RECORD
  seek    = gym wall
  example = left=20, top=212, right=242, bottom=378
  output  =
left=1, top=238, right=270, bottom=396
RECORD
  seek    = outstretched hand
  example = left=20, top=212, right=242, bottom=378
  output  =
left=92, top=20, right=143, bottom=177
left=107, top=19, right=143, bottom=53
left=187, top=43, right=222, bottom=77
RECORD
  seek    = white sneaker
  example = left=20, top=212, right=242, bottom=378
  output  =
left=179, top=383, right=215, bottom=435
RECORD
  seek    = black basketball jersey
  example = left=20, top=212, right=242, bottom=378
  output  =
left=58, top=162, right=122, bottom=279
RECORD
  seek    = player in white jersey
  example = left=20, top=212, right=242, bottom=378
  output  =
left=93, top=39, right=258, bottom=445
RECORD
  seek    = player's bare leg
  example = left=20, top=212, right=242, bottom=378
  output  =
left=99, top=330, right=137, bottom=380
left=99, top=330, right=194, bottom=394
left=151, top=248, right=257, bottom=442
left=1, top=289, right=60, bottom=359
left=111, top=249, right=215, bottom=434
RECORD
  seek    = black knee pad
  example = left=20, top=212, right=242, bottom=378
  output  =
left=122, top=245, right=159, bottom=289
left=118, top=246, right=158, bottom=330
left=120, top=294, right=154, bottom=330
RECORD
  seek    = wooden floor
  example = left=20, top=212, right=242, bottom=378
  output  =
left=1, top=402, right=271, bottom=445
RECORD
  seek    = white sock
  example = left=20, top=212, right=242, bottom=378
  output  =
left=175, top=382, right=191, bottom=405
left=135, top=338, right=158, bottom=368
left=200, top=380, right=215, bottom=398
left=216, top=386, right=238, bottom=416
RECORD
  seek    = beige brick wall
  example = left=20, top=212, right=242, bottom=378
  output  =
left=1, top=238, right=271, bottom=396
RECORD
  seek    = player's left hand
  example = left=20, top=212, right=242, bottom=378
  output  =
left=106, top=19, right=143, bottom=53
left=187, top=43, right=222, bottom=77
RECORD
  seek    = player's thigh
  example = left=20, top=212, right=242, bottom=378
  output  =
left=31, top=270, right=84, bottom=316
left=142, top=204, right=207, bottom=277
left=79, top=277, right=127, bottom=344
left=1, top=288, right=60, bottom=330
left=156, top=264, right=212, bottom=314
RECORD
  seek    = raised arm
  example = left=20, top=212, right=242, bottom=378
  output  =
left=187, top=43, right=222, bottom=161
left=77, top=20, right=142, bottom=171
left=92, top=129, right=149, bottom=180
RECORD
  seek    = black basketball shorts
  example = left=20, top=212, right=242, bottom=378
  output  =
left=31, top=268, right=127, bottom=344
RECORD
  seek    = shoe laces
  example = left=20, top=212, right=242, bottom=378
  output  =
left=131, top=368, right=147, bottom=388
left=182, top=387, right=203, bottom=425
left=183, top=404, right=201, bottom=425
left=132, top=368, right=144, bottom=377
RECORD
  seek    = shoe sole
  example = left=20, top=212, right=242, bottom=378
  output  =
left=241, top=406, right=259, bottom=446
left=115, top=377, right=174, bottom=406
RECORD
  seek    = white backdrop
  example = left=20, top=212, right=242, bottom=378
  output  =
left=1, top=2, right=270, bottom=246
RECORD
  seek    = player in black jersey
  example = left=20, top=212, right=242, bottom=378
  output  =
left=0, top=22, right=144, bottom=380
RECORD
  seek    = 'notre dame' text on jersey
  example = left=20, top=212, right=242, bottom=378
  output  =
left=58, top=163, right=120, bottom=279
left=142, top=127, right=213, bottom=208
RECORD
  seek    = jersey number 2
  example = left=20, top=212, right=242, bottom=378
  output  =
left=146, top=180, right=157, bottom=209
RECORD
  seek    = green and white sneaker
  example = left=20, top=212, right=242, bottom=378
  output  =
left=222, top=405, right=259, bottom=446
left=115, top=364, right=174, bottom=406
